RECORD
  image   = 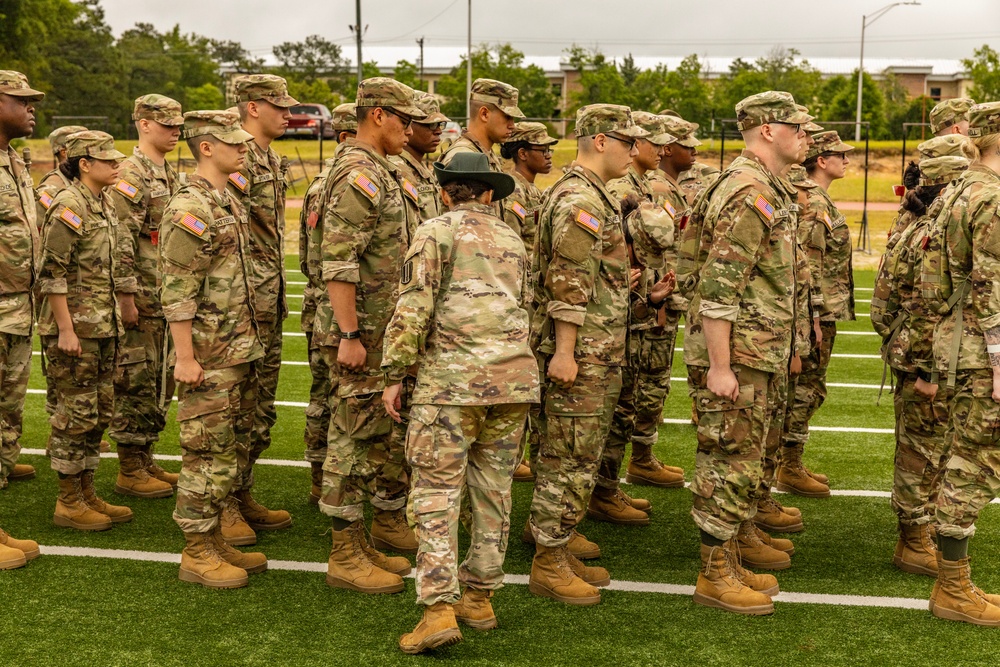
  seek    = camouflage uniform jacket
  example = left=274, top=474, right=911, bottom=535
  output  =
left=796, top=181, right=855, bottom=322
left=108, top=147, right=179, bottom=319
left=228, top=139, right=288, bottom=324
left=38, top=182, right=128, bottom=338
left=648, top=168, right=689, bottom=312
left=382, top=202, right=540, bottom=405
left=608, top=167, right=659, bottom=332
left=504, top=169, right=544, bottom=256
left=531, top=164, right=629, bottom=366
left=299, top=158, right=335, bottom=334
left=684, top=152, right=802, bottom=373
left=35, top=168, right=71, bottom=229
left=441, top=132, right=503, bottom=217
left=0, top=146, right=39, bottom=336
left=391, top=150, right=442, bottom=222
left=314, top=140, right=415, bottom=378
left=678, top=161, right=722, bottom=208
left=159, top=175, right=262, bottom=370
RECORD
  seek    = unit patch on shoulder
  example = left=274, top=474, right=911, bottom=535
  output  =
left=178, top=212, right=207, bottom=237
left=115, top=180, right=139, bottom=198
left=228, top=172, right=249, bottom=192
left=574, top=208, right=602, bottom=237
left=352, top=172, right=380, bottom=200
left=59, top=207, right=83, bottom=230
left=402, top=179, right=419, bottom=203
left=510, top=201, right=527, bottom=221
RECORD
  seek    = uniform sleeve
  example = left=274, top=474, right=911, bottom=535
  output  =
left=970, top=198, right=1000, bottom=331
left=793, top=241, right=812, bottom=358
left=158, top=198, right=214, bottom=322
left=870, top=238, right=903, bottom=339
left=321, top=167, right=381, bottom=284
left=108, top=166, right=145, bottom=294
left=38, top=198, right=85, bottom=295
left=803, top=205, right=827, bottom=316
left=543, top=193, right=602, bottom=327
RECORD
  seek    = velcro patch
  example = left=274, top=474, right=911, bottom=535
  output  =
left=510, top=201, right=527, bottom=221
left=228, top=172, right=249, bottom=192
left=662, top=201, right=676, bottom=220
left=574, top=208, right=601, bottom=237
left=59, top=207, right=83, bottom=230
left=178, top=212, right=207, bottom=237
left=352, top=172, right=379, bottom=200
left=752, top=194, right=774, bottom=221
left=821, top=211, right=834, bottom=231
left=115, top=179, right=139, bottom=199
left=402, top=179, right=419, bottom=203
left=39, top=192, right=54, bottom=209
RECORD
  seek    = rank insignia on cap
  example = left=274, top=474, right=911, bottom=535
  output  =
left=60, top=207, right=83, bottom=229
left=662, top=201, right=676, bottom=219
left=115, top=180, right=139, bottom=198
left=352, top=172, right=379, bottom=200
left=228, top=172, right=249, bottom=192
left=511, top=201, right=527, bottom=220
left=752, top=194, right=774, bottom=221
left=402, top=179, right=419, bottom=203
left=39, top=192, right=54, bottom=209
left=179, top=212, right=207, bottom=237
left=575, top=208, right=601, bottom=236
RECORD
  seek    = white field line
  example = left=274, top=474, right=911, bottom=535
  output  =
left=24, top=389, right=311, bottom=413
left=664, top=377, right=884, bottom=390
left=33, top=545, right=928, bottom=610
left=668, top=349, right=881, bottom=360
left=660, top=418, right=892, bottom=434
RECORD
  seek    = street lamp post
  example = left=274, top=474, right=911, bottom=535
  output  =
left=855, top=1, right=920, bottom=142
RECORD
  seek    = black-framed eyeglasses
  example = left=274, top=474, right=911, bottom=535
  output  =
left=526, top=146, right=554, bottom=156
left=383, top=108, right=413, bottom=129
left=605, top=133, right=636, bottom=150
left=769, top=121, right=801, bottom=133
left=417, top=121, right=447, bottom=131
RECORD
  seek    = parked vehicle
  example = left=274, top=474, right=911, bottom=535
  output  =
left=285, top=104, right=335, bottom=139
left=437, top=121, right=463, bottom=152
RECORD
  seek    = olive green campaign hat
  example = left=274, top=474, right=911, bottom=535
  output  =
left=433, top=152, right=515, bottom=201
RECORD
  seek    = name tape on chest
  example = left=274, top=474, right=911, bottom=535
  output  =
left=575, top=208, right=602, bottom=237
left=510, top=201, right=527, bottom=221
left=255, top=172, right=275, bottom=184
left=59, top=207, right=83, bottom=230
left=179, top=212, right=207, bottom=237
left=150, top=186, right=170, bottom=199
left=115, top=180, right=139, bottom=198
left=0, top=182, right=14, bottom=194
left=228, top=172, right=249, bottom=193
left=214, top=215, right=237, bottom=227
left=402, top=179, right=419, bottom=203
left=352, top=172, right=380, bottom=200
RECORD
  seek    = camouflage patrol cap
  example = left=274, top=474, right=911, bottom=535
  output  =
left=787, top=163, right=809, bottom=185
left=132, top=94, right=183, bottom=126
left=181, top=110, right=254, bottom=145
left=917, top=134, right=973, bottom=159
left=65, top=130, right=126, bottom=161
left=967, top=102, right=1000, bottom=139
left=627, top=202, right=674, bottom=271
left=331, top=103, right=357, bottom=133
left=930, top=97, right=975, bottom=134
left=575, top=104, right=649, bottom=139
left=233, top=74, right=299, bottom=108
left=660, top=115, right=701, bottom=148
left=0, top=70, right=44, bottom=101
left=632, top=112, right=676, bottom=146
left=48, top=125, right=88, bottom=152
left=470, top=78, right=525, bottom=119
left=805, top=131, right=854, bottom=160
left=918, top=155, right=969, bottom=187
left=735, top=91, right=812, bottom=132
left=657, top=109, right=679, bottom=117
left=355, top=77, right=426, bottom=118
left=798, top=106, right=824, bottom=133
left=413, top=92, right=449, bottom=124
left=506, top=121, right=558, bottom=146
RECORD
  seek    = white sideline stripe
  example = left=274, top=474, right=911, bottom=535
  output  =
left=34, top=545, right=929, bottom=610
left=855, top=287, right=873, bottom=291
left=660, top=418, right=892, bottom=434
left=283, top=332, right=306, bottom=337
left=667, top=349, right=882, bottom=360
left=20, top=447, right=311, bottom=468
left=287, top=281, right=306, bottom=286
left=25, top=388, right=311, bottom=411
left=666, top=377, right=883, bottom=390
left=855, top=299, right=871, bottom=304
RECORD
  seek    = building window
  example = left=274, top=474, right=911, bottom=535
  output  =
left=930, top=87, right=941, bottom=99
left=551, top=83, right=563, bottom=97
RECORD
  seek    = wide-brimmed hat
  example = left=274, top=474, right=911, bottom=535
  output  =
left=433, top=152, right=515, bottom=201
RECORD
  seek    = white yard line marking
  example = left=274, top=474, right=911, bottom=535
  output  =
left=668, top=350, right=882, bottom=360
left=20, top=447, right=311, bottom=468
left=25, top=389, right=311, bottom=412
left=660, top=418, right=892, bottom=434
left=665, top=378, right=884, bottom=389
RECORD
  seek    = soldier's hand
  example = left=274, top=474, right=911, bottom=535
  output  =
left=790, top=354, right=803, bottom=376
left=57, top=329, right=82, bottom=357
left=383, top=383, right=403, bottom=423
left=120, top=294, right=139, bottom=329
left=547, top=352, right=578, bottom=389
left=914, top=377, right=938, bottom=400
left=813, top=317, right=823, bottom=346
left=706, top=365, right=739, bottom=402
left=629, top=268, right=642, bottom=291
left=174, top=358, right=204, bottom=388
left=338, top=339, right=367, bottom=371
left=650, top=271, right=676, bottom=304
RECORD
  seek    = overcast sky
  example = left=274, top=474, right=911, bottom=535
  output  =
left=97, top=0, right=1000, bottom=64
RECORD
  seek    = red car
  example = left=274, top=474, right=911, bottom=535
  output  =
left=285, top=103, right=335, bottom=139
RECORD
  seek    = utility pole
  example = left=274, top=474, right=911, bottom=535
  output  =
left=355, top=0, right=363, bottom=86
left=466, top=0, right=472, bottom=124
left=855, top=1, right=920, bottom=141
left=416, top=37, right=425, bottom=87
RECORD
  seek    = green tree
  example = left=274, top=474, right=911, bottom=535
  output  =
left=714, top=48, right=821, bottom=121
left=184, top=83, right=225, bottom=111
left=211, top=39, right=264, bottom=73
left=564, top=47, right=628, bottom=113
left=273, top=34, right=348, bottom=83
left=392, top=60, right=428, bottom=93
left=117, top=23, right=184, bottom=103
left=963, top=44, right=1000, bottom=102
left=286, top=78, right=335, bottom=108
left=825, top=70, right=888, bottom=139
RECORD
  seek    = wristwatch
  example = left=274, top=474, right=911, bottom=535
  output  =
left=340, top=330, right=361, bottom=340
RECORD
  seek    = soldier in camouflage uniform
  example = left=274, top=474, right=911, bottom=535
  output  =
left=36, top=124, right=88, bottom=227
left=526, top=104, right=646, bottom=605
left=391, top=92, right=446, bottom=223
left=161, top=110, right=267, bottom=588
left=107, top=94, right=184, bottom=500
left=930, top=98, right=975, bottom=138
left=39, top=130, right=134, bottom=531
left=382, top=153, right=539, bottom=653
left=0, top=71, right=44, bottom=569
left=226, top=74, right=298, bottom=538
left=317, top=78, right=425, bottom=594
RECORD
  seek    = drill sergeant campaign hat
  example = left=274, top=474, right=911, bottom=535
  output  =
left=735, top=91, right=813, bottom=131
left=433, top=152, right=516, bottom=201
left=575, top=104, right=650, bottom=138
left=233, top=74, right=299, bottom=107
left=181, top=110, right=254, bottom=145
left=65, top=130, right=127, bottom=160
left=470, top=78, right=526, bottom=119
left=929, top=97, right=975, bottom=134
left=355, top=77, right=427, bottom=118
left=132, top=94, right=184, bottom=126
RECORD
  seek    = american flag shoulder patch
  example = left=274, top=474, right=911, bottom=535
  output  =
left=402, top=179, right=419, bottom=203
left=662, top=201, right=676, bottom=219
left=39, top=192, right=54, bottom=209
left=351, top=172, right=379, bottom=200
left=752, top=193, right=775, bottom=221
left=228, top=172, right=249, bottom=192
left=574, top=208, right=601, bottom=237
left=178, top=212, right=207, bottom=237
left=115, top=180, right=139, bottom=199
left=59, top=207, right=83, bottom=230
left=511, top=201, right=527, bottom=220
left=821, top=211, right=834, bottom=230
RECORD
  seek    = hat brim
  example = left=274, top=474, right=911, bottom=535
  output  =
left=676, top=136, right=701, bottom=148
left=432, top=161, right=516, bottom=202
left=415, top=110, right=450, bottom=124
left=156, top=116, right=185, bottom=127
left=613, top=125, right=650, bottom=139
left=90, top=149, right=127, bottom=161
left=499, top=105, right=526, bottom=120
left=535, top=135, right=560, bottom=146
left=829, top=140, right=854, bottom=153
left=784, top=110, right=814, bottom=124
left=3, top=87, right=44, bottom=101
left=644, top=132, right=677, bottom=146
left=216, top=128, right=255, bottom=145
left=254, top=94, right=299, bottom=108
left=804, top=121, right=824, bottom=132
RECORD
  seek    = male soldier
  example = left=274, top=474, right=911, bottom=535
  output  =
left=300, top=103, right=357, bottom=504
left=589, top=111, right=676, bottom=526
left=107, top=94, right=184, bottom=499
left=226, top=74, right=298, bottom=540
left=685, top=92, right=812, bottom=615
left=160, top=110, right=267, bottom=589
left=527, top=104, right=646, bottom=606
left=317, top=78, right=425, bottom=594
left=391, top=91, right=446, bottom=222
left=929, top=98, right=975, bottom=137
left=382, top=153, right=539, bottom=653
left=0, top=71, right=44, bottom=569
left=660, top=109, right=721, bottom=210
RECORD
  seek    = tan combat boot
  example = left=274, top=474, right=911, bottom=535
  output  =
left=512, top=461, right=534, bottom=482
left=114, top=445, right=173, bottom=498
left=99, top=439, right=111, bottom=453
left=734, top=520, right=791, bottom=571
left=326, top=521, right=405, bottom=594
left=142, top=446, right=179, bottom=488
left=399, top=602, right=463, bottom=654
left=80, top=470, right=133, bottom=523
left=528, top=544, right=601, bottom=606
left=521, top=522, right=602, bottom=559
left=755, top=525, right=795, bottom=555
left=566, top=551, right=611, bottom=587
left=587, top=486, right=650, bottom=525
left=693, top=543, right=774, bottom=615
left=0, top=542, right=26, bottom=570
left=221, top=495, right=257, bottom=546
left=931, top=556, right=1000, bottom=626
left=179, top=532, right=248, bottom=589
left=618, top=488, right=652, bottom=514
left=453, top=588, right=497, bottom=630
left=309, top=462, right=323, bottom=505
left=210, top=525, right=267, bottom=575
left=371, top=507, right=418, bottom=554
left=753, top=494, right=803, bottom=533
left=234, top=489, right=292, bottom=531
left=776, top=447, right=831, bottom=498
left=930, top=552, right=1000, bottom=612
left=359, top=531, right=412, bottom=576
left=724, top=540, right=780, bottom=596
left=894, top=523, right=937, bottom=577
left=8, top=463, right=35, bottom=482
left=0, top=527, right=39, bottom=561
left=626, top=444, right=685, bottom=488
left=54, top=474, right=112, bottom=531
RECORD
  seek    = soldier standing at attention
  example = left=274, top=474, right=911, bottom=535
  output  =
left=39, top=130, right=134, bottom=531
left=36, top=125, right=87, bottom=225
left=527, top=104, right=646, bottom=606
left=226, top=74, right=298, bottom=542
left=160, top=110, right=267, bottom=588
left=391, top=91, right=446, bottom=222
left=107, top=94, right=184, bottom=500
left=0, top=71, right=44, bottom=568
left=382, top=153, right=539, bottom=654
left=317, top=78, right=425, bottom=594
left=930, top=98, right=975, bottom=138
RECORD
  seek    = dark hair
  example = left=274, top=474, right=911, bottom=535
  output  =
left=500, top=140, right=529, bottom=161
left=356, top=106, right=375, bottom=124
left=803, top=151, right=839, bottom=175
left=59, top=156, right=83, bottom=181
left=902, top=161, right=921, bottom=190
left=901, top=183, right=945, bottom=217
left=442, top=179, right=491, bottom=204
left=185, top=135, right=221, bottom=163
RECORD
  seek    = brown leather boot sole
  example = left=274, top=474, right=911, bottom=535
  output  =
left=325, top=573, right=405, bottom=594
left=399, top=627, right=463, bottom=654
left=692, top=591, right=774, bottom=615
left=8, top=469, right=35, bottom=482
left=528, top=579, right=601, bottom=606
left=893, top=554, right=937, bottom=577
left=775, top=479, right=831, bottom=499
left=454, top=612, right=498, bottom=631
left=53, top=514, right=112, bottom=532
left=114, top=481, right=174, bottom=499
left=624, top=471, right=685, bottom=489
left=178, top=567, right=248, bottom=589
left=245, top=516, right=293, bottom=531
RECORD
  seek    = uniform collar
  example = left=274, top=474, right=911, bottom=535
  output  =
left=738, top=149, right=797, bottom=198
left=132, top=146, right=168, bottom=180
left=400, top=149, right=434, bottom=179
left=454, top=201, right=494, bottom=215
left=570, top=164, right=620, bottom=213
left=351, top=139, right=398, bottom=175
left=188, top=174, right=232, bottom=207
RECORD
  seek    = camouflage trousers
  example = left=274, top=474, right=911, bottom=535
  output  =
left=317, top=346, right=409, bottom=523
left=407, top=402, right=527, bottom=606
left=891, top=369, right=952, bottom=526
left=597, top=315, right=680, bottom=489
left=0, top=332, right=31, bottom=486
left=44, top=336, right=116, bottom=476
left=173, top=363, right=257, bottom=533
left=303, top=331, right=331, bottom=464
left=239, top=317, right=282, bottom=490
left=935, top=369, right=1000, bottom=539
left=529, top=362, right=622, bottom=547
left=689, top=364, right=786, bottom=541
left=109, top=315, right=174, bottom=447
left=781, top=322, right=836, bottom=459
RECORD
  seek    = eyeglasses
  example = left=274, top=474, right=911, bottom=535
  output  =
left=417, top=121, right=447, bottom=131
left=604, top=133, right=637, bottom=150
left=383, top=108, right=413, bottom=129
left=769, top=121, right=801, bottom=133
left=526, top=146, right=554, bottom=156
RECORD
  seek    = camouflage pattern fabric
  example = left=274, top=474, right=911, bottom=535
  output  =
left=35, top=169, right=72, bottom=231
left=232, top=74, right=298, bottom=107
left=677, top=162, right=722, bottom=208
left=303, top=332, right=331, bottom=463
left=0, top=333, right=31, bottom=485
left=407, top=403, right=526, bottom=606
left=440, top=133, right=505, bottom=217
left=648, top=167, right=690, bottom=312
left=504, top=169, right=544, bottom=256
left=929, top=97, right=974, bottom=135
left=469, top=78, right=526, bottom=119
left=798, top=183, right=855, bottom=323
left=110, top=317, right=173, bottom=446
left=173, top=364, right=257, bottom=533
left=355, top=77, right=425, bottom=118
left=391, top=150, right=442, bottom=222
left=781, top=322, right=836, bottom=452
